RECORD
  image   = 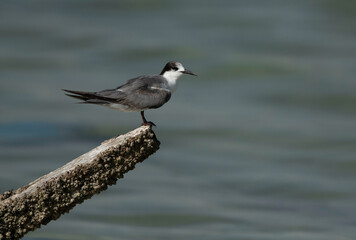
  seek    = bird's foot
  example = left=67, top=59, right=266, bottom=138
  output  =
left=141, top=121, right=156, bottom=127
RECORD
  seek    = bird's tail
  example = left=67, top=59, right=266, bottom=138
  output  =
left=62, top=89, right=118, bottom=106
left=62, top=89, right=97, bottom=101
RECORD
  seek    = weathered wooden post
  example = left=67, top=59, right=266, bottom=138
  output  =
left=0, top=126, right=160, bottom=240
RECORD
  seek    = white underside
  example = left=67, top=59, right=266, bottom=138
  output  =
left=106, top=103, right=143, bottom=112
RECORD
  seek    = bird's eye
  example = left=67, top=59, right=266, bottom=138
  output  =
left=172, top=67, right=178, bottom=71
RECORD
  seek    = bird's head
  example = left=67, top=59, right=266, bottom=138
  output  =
left=160, top=61, right=197, bottom=81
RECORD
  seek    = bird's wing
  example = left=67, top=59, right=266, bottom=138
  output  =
left=63, top=75, right=171, bottom=109
left=114, top=75, right=172, bottom=109
left=118, top=84, right=171, bottom=109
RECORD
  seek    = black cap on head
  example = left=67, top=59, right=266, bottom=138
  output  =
left=160, top=61, right=197, bottom=76
left=160, top=61, right=179, bottom=75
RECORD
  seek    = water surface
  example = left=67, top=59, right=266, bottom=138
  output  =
left=1, top=1, right=356, bottom=239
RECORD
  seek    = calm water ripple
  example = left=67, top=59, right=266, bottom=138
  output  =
left=1, top=0, right=356, bottom=239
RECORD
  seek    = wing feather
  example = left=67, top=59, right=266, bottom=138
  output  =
left=63, top=75, right=171, bottom=110
left=111, top=75, right=172, bottom=109
left=119, top=85, right=171, bottom=109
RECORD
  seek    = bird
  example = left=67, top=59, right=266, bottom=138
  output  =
left=63, top=61, right=197, bottom=126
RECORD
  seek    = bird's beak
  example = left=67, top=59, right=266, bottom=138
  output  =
left=181, top=69, right=197, bottom=76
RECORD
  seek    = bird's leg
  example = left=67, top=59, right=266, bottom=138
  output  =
left=140, top=111, right=147, bottom=124
left=140, top=111, right=156, bottom=127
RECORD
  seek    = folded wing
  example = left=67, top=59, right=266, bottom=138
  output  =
left=63, top=75, right=171, bottom=110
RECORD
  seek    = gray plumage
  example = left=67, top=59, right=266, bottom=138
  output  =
left=63, top=61, right=196, bottom=126
left=64, top=75, right=171, bottom=111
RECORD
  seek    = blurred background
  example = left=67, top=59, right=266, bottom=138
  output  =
left=1, top=0, right=356, bottom=239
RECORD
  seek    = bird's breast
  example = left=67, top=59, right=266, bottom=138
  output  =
left=166, top=79, right=178, bottom=92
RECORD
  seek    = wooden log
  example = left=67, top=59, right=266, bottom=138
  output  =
left=0, top=126, right=160, bottom=240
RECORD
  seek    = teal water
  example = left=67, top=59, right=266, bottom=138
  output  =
left=1, top=1, right=356, bottom=239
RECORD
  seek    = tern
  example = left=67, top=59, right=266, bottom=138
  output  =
left=63, top=61, right=197, bottom=126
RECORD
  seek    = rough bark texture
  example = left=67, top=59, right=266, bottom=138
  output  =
left=0, top=126, right=160, bottom=240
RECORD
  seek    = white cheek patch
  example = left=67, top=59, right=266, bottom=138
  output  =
left=177, top=65, right=185, bottom=72
left=163, top=70, right=182, bottom=79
